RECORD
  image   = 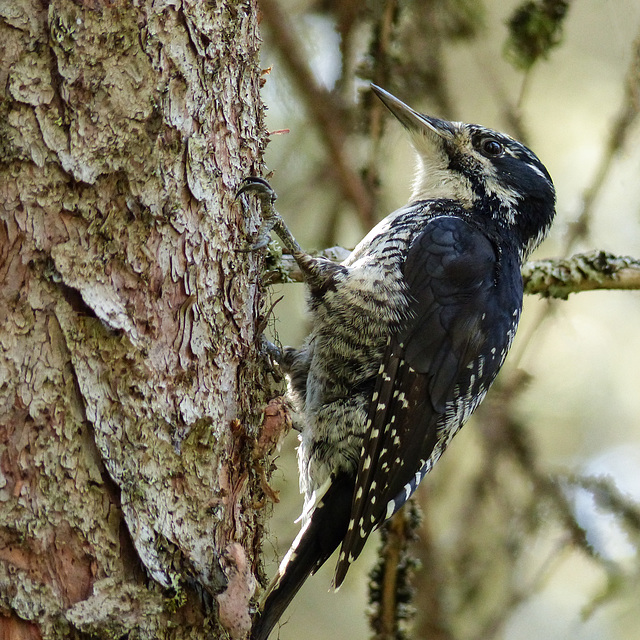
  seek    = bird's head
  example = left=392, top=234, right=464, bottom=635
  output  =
left=372, top=85, right=556, bottom=260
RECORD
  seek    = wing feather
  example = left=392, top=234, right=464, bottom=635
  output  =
left=334, top=215, right=521, bottom=586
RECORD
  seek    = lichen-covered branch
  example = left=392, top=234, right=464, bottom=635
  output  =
left=368, top=504, right=421, bottom=640
left=521, top=251, right=640, bottom=298
left=266, top=247, right=640, bottom=298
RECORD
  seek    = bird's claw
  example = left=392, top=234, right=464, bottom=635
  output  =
left=260, top=335, right=283, bottom=363
left=259, top=335, right=284, bottom=380
left=236, top=176, right=278, bottom=203
left=238, top=176, right=303, bottom=256
left=238, top=223, right=277, bottom=253
left=237, top=177, right=281, bottom=252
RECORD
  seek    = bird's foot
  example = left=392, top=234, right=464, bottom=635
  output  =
left=237, top=177, right=302, bottom=254
left=257, top=335, right=284, bottom=382
left=260, top=335, right=282, bottom=363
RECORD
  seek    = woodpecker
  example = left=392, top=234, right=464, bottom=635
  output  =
left=241, top=85, right=556, bottom=640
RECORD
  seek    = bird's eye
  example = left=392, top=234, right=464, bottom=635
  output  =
left=480, top=138, right=504, bottom=157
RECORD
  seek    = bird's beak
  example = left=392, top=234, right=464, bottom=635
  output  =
left=371, top=84, right=455, bottom=142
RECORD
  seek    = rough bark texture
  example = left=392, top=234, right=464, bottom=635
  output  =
left=0, top=1, right=275, bottom=638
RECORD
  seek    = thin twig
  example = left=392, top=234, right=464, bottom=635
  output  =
left=259, top=0, right=375, bottom=227
left=368, top=503, right=420, bottom=640
left=470, top=537, right=572, bottom=640
left=563, top=32, right=640, bottom=252
left=361, top=0, right=400, bottom=205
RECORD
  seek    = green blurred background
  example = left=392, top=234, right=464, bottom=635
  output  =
left=255, top=1, right=640, bottom=638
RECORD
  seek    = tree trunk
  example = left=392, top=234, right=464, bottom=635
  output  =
left=0, top=1, right=273, bottom=638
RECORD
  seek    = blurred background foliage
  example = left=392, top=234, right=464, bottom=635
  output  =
left=254, top=0, right=640, bottom=638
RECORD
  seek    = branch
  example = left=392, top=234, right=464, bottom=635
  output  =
left=258, top=0, right=375, bottom=227
left=562, top=32, right=640, bottom=251
left=264, top=246, right=351, bottom=284
left=565, top=474, right=640, bottom=537
left=368, top=503, right=421, bottom=640
left=521, top=251, right=640, bottom=298
left=266, top=248, right=640, bottom=298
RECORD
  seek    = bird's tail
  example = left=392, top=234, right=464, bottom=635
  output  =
left=251, top=473, right=354, bottom=640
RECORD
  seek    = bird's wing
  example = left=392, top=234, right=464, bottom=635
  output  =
left=334, top=214, right=520, bottom=587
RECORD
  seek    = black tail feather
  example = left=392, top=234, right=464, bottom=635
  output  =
left=251, top=473, right=354, bottom=640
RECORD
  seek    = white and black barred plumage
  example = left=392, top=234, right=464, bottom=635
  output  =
left=245, top=85, right=556, bottom=640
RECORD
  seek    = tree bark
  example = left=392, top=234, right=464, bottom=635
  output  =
left=0, top=1, right=274, bottom=638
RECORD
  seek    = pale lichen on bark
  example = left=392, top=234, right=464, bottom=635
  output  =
left=522, top=251, right=640, bottom=298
